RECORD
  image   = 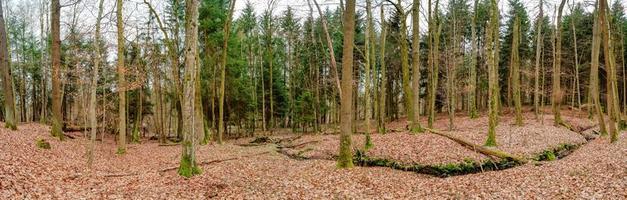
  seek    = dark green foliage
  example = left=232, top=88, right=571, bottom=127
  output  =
left=36, top=139, right=51, bottom=149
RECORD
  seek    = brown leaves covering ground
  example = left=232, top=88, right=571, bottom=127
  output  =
left=0, top=111, right=625, bottom=199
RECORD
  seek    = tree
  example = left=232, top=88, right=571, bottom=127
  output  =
left=364, top=0, right=374, bottom=149
left=411, top=0, right=424, bottom=132
left=552, top=0, right=567, bottom=126
left=116, top=0, right=127, bottom=154
left=378, top=5, right=388, bottom=134
left=218, top=0, right=236, bottom=144
left=468, top=0, right=479, bottom=119
left=178, top=0, right=201, bottom=178
left=0, top=0, right=17, bottom=130
left=511, top=17, right=523, bottom=126
left=427, top=0, right=441, bottom=128
left=598, top=0, right=620, bottom=142
left=50, top=0, right=64, bottom=140
left=533, top=0, right=543, bottom=119
left=589, top=5, right=608, bottom=135
left=485, top=0, right=499, bottom=147
left=337, top=0, right=355, bottom=169
left=87, top=0, right=105, bottom=169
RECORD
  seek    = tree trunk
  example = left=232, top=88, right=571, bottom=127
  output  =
left=378, top=5, right=387, bottom=134
left=116, top=0, right=127, bottom=154
left=411, top=0, right=423, bottom=132
left=218, top=0, right=236, bottom=144
left=88, top=0, right=105, bottom=169
left=363, top=0, right=373, bottom=149
left=337, top=0, right=355, bottom=169
left=469, top=0, right=479, bottom=119
left=589, top=5, right=607, bottom=135
left=50, top=0, right=63, bottom=139
left=533, top=0, right=543, bottom=120
left=0, top=1, right=17, bottom=130
left=598, top=0, right=620, bottom=142
left=485, top=0, right=499, bottom=147
left=552, top=0, right=567, bottom=125
left=511, top=17, right=523, bottom=126
left=178, top=0, right=201, bottom=178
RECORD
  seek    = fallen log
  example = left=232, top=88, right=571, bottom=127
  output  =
left=424, top=128, right=527, bottom=164
left=283, top=140, right=321, bottom=149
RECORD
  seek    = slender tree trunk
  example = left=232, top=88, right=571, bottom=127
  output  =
left=533, top=0, right=543, bottom=119
left=485, top=0, right=499, bottom=147
left=50, top=0, right=63, bottom=139
left=177, top=0, right=201, bottom=177
left=598, top=0, right=619, bottom=142
left=337, top=0, right=355, bottom=169
left=590, top=6, right=607, bottom=135
left=0, top=0, right=16, bottom=130
left=363, top=0, right=373, bottom=149
left=571, top=16, right=581, bottom=109
left=312, top=0, right=342, bottom=97
left=116, top=0, right=127, bottom=154
left=218, top=0, right=236, bottom=144
left=511, top=17, right=523, bottom=126
left=469, top=0, right=479, bottom=119
left=552, top=0, right=567, bottom=125
left=88, top=0, right=105, bottom=169
left=427, top=0, right=441, bottom=128
left=411, top=0, right=423, bottom=132
left=378, top=5, right=387, bottom=134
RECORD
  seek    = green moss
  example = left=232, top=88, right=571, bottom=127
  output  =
left=484, top=137, right=497, bottom=147
left=410, top=124, right=425, bottom=133
left=201, top=120, right=212, bottom=145
left=116, top=147, right=126, bottom=155
left=469, top=110, right=478, bottom=119
left=619, top=120, right=627, bottom=131
left=131, top=127, right=140, bottom=144
left=178, top=154, right=202, bottom=178
left=5, top=123, right=17, bottom=130
left=36, top=139, right=51, bottom=149
left=364, top=135, right=374, bottom=150
left=50, top=120, right=64, bottom=141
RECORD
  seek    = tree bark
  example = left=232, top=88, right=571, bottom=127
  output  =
left=598, top=0, right=620, bottom=142
left=511, top=17, right=523, bottom=126
left=50, top=0, right=63, bottom=139
left=589, top=5, right=607, bottom=135
left=178, top=0, right=201, bottom=178
left=411, top=0, right=423, bottom=132
left=116, top=0, right=127, bottom=154
left=337, top=0, right=355, bottom=168
left=485, top=0, right=499, bottom=146
left=378, top=5, right=388, bottom=134
left=218, top=0, right=236, bottom=144
left=552, top=0, right=567, bottom=126
left=87, top=0, right=105, bottom=169
left=0, top=0, right=17, bottom=130
left=533, top=0, right=543, bottom=120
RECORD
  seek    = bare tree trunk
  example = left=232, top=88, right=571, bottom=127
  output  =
left=590, top=5, right=607, bottom=135
left=312, top=0, right=342, bottom=98
left=218, top=0, right=236, bottom=144
left=485, top=0, right=499, bottom=146
left=50, top=0, right=63, bottom=139
left=88, top=0, right=105, bottom=169
left=552, top=0, right=567, bottom=125
left=363, top=0, right=373, bottom=149
left=411, top=0, right=424, bottom=132
left=533, top=0, right=543, bottom=119
left=178, top=0, right=201, bottom=177
left=570, top=14, right=581, bottom=109
left=0, top=0, right=16, bottom=130
left=116, top=0, right=127, bottom=154
left=378, top=5, right=387, bottom=134
left=511, top=17, right=523, bottom=126
left=337, top=0, right=355, bottom=169
left=469, top=0, right=479, bottom=119
left=598, top=0, right=619, bottom=142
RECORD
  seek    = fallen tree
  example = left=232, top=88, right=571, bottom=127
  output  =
left=424, top=128, right=527, bottom=164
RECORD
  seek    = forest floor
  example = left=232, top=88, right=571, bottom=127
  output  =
left=1, top=109, right=625, bottom=199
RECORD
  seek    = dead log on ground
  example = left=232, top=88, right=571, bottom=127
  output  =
left=424, top=128, right=527, bottom=164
